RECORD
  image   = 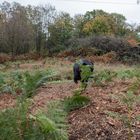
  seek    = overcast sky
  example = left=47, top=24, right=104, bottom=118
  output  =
left=2, top=0, right=140, bottom=24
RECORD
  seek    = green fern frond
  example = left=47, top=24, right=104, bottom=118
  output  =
left=64, top=95, right=90, bottom=112
left=30, top=101, right=68, bottom=140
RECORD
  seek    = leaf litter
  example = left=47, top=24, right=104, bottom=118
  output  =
left=1, top=80, right=140, bottom=139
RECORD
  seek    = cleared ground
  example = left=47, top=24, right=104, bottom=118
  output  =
left=0, top=58, right=140, bottom=140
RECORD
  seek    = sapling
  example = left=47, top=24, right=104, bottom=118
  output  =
left=66, top=67, right=91, bottom=112
left=80, top=65, right=93, bottom=92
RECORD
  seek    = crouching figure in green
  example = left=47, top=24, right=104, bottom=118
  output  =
left=73, top=59, right=94, bottom=91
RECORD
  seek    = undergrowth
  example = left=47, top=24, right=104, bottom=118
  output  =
left=0, top=99, right=44, bottom=140
left=93, top=68, right=140, bottom=86
left=0, top=67, right=73, bottom=139
left=30, top=101, right=68, bottom=140
left=106, top=79, right=140, bottom=140
left=0, top=70, right=54, bottom=97
left=63, top=95, right=90, bottom=112
left=1, top=61, right=140, bottom=140
left=0, top=99, right=68, bottom=140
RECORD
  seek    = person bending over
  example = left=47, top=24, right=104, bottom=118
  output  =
left=73, top=59, right=94, bottom=90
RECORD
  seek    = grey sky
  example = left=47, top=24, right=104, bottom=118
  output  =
left=3, top=0, right=140, bottom=24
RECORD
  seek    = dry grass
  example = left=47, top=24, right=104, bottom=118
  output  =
left=1, top=57, right=138, bottom=76
left=95, top=62, right=136, bottom=72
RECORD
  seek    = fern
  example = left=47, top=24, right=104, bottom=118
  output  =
left=0, top=74, right=5, bottom=85
left=30, top=101, right=68, bottom=140
left=64, top=95, right=90, bottom=112
left=0, top=70, right=54, bottom=96
left=36, top=76, right=48, bottom=88
left=22, top=71, right=49, bottom=98
left=117, top=69, right=140, bottom=79
left=93, top=70, right=117, bottom=86
left=0, top=99, right=44, bottom=140
left=127, top=79, right=140, bottom=94
left=0, top=99, right=68, bottom=140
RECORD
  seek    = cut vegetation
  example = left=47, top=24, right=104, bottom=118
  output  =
left=0, top=59, right=140, bottom=140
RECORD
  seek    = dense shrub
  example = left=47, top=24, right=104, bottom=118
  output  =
left=57, top=47, right=102, bottom=57
left=58, top=35, right=140, bottom=64
left=117, top=47, right=140, bottom=64
left=67, top=36, right=130, bottom=53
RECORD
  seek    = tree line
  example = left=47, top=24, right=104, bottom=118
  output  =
left=0, top=1, right=140, bottom=57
